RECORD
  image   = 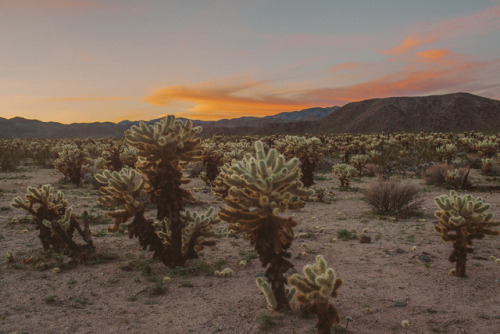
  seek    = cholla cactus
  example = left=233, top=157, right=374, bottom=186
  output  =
left=288, top=255, right=343, bottom=334
left=218, top=141, right=312, bottom=311
left=101, top=142, right=125, bottom=171
left=11, top=184, right=93, bottom=256
left=332, top=163, right=357, bottom=188
left=434, top=191, right=499, bottom=277
left=97, top=116, right=219, bottom=267
left=349, top=154, right=369, bottom=175
left=53, top=144, right=91, bottom=186
left=436, top=143, right=457, bottom=164
left=200, top=141, right=223, bottom=185
left=481, top=158, right=494, bottom=175
left=120, top=146, right=138, bottom=168
left=256, top=277, right=295, bottom=310
left=475, top=139, right=497, bottom=158
left=279, top=136, right=324, bottom=187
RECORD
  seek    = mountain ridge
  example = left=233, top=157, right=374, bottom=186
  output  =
left=1, top=93, right=499, bottom=138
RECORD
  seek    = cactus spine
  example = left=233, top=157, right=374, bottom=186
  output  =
left=218, top=141, right=311, bottom=311
left=97, top=116, right=218, bottom=267
left=288, top=255, right=343, bottom=334
left=434, top=191, right=499, bottom=277
left=11, top=184, right=93, bottom=257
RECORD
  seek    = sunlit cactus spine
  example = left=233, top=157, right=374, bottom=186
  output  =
left=434, top=191, right=499, bottom=277
left=349, top=154, right=369, bottom=176
left=218, top=141, right=312, bottom=311
left=256, top=277, right=296, bottom=310
left=97, top=116, right=219, bottom=267
left=53, top=144, right=91, bottom=186
left=332, top=163, right=357, bottom=188
left=11, top=184, right=93, bottom=256
left=280, top=136, right=325, bottom=187
left=288, top=255, right=343, bottom=334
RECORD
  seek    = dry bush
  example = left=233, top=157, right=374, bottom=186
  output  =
left=423, top=163, right=471, bottom=189
left=423, top=163, right=450, bottom=185
left=465, top=153, right=482, bottom=169
left=363, top=163, right=385, bottom=177
left=363, top=180, right=424, bottom=216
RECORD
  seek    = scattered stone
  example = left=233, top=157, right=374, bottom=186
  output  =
left=359, top=235, right=371, bottom=243
left=418, top=254, right=432, bottom=263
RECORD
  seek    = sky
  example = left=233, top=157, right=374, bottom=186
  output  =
left=1, top=0, right=500, bottom=124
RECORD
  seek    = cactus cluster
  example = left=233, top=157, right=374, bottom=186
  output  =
left=218, top=141, right=311, bottom=311
left=97, top=116, right=218, bottom=267
left=53, top=144, right=91, bottom=186
left=434, top=191, right=499, bottom=276
left=288, top=255, right=343, bottom=334
left=277, top=136, right=325, bottom=187
left=11, top=184, right=93, bottom=257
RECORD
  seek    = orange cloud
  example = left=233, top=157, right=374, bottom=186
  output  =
left=304, top=59, right=481, bottom=104
left=416, top=49, right=449, bottom=61
left=382, top=5, right=500, bottom=56
left=144, top=81, right=312, bottom=120
left=382, top=35, right=437, bottom=55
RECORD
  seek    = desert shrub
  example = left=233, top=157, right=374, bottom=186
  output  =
left=363, top=163, right=385, bottom=177
left=423, top=164, right=471, bottom=189
left=464, top=153, right=482, bottom=169
left=362, top=180, right=423, bottom=216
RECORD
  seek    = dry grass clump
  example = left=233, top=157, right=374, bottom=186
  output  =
left=362, top=180, right=424, bottom=216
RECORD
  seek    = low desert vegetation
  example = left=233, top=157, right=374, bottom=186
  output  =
left=362, top=179, right=424, bottom=217
left=1, top=123, right=500, bottom=333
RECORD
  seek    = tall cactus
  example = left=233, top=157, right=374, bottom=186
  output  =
left=218, top=141, right=311, bottom=311
left=97, top=116, right=218, bottom=267
left=288, top=255, right=343, bottom=334
left=434, top=191, right=499, bottom=277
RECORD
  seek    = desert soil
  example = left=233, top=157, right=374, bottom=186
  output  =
left=0, top=166, right=499, bottom=334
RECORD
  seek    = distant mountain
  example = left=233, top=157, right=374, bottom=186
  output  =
left=315, top=92, right=500, bottom=133
left=0, top=106, right=337, bottom=138
left=1, top=93, right=498, bottom=138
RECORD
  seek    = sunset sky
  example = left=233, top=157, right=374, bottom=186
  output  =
left=1, top=0, right=500, bottom=124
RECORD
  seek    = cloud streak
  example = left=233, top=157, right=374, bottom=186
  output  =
left=382, top=5, right=500, bottom=55
left=144, top=49, right=498, bottom=120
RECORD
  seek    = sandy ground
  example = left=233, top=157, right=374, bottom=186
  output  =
left=0, top=166, right=499, bottom=334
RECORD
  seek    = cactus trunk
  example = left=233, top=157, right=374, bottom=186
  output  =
left=451, top=240, right=468, bottom=277
left=269, top=252, right=291, bottom=311
left=256, top=215, right=293, bottom=312
left=156, top=159, right=186, bottom=267
left=315, top=302, right=334, bottom=334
